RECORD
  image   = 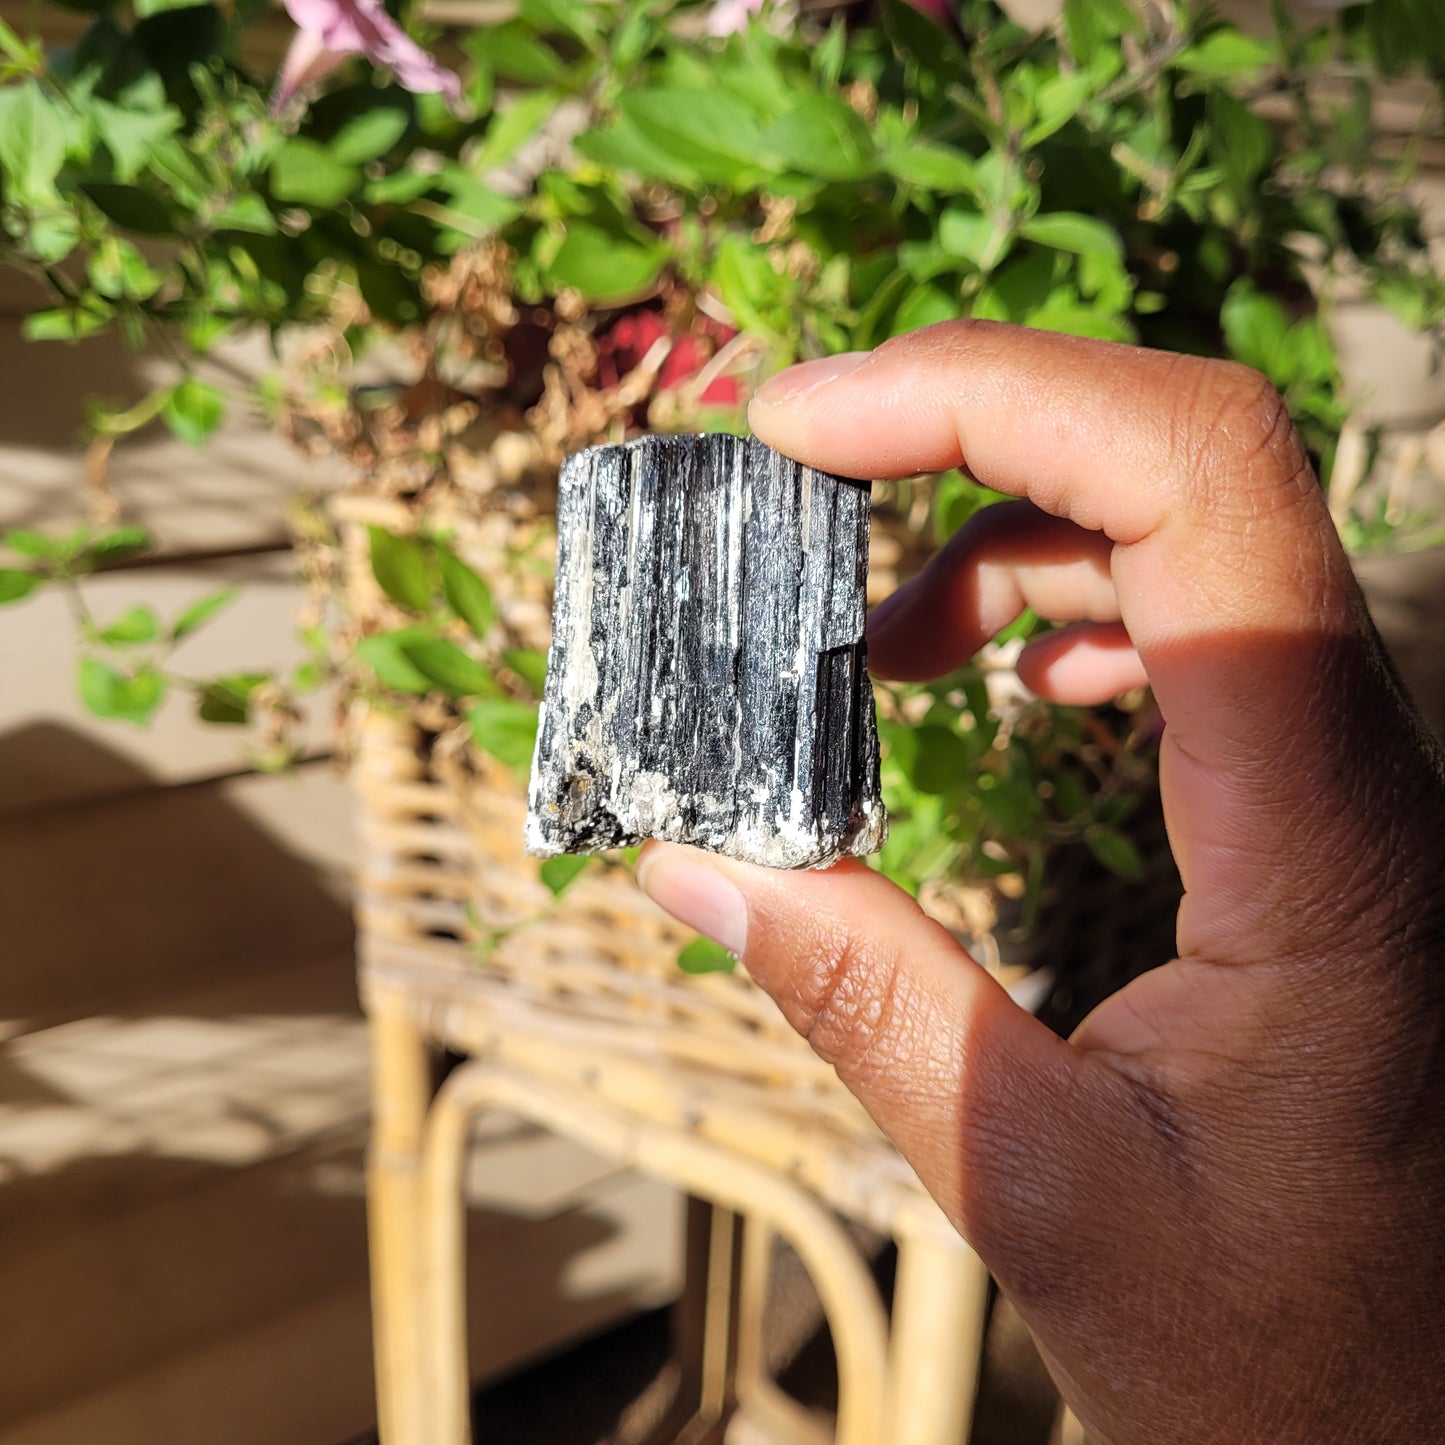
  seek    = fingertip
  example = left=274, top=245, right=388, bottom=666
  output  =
left=1017, top=623, right=1146, bottom=704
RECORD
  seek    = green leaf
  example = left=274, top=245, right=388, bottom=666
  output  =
left=539, top=854, right=588, bottom=897
left=711, top=233, right=792, bottom=341
left=473, top=17, right=564, bottom=84
left=517, top=0, right=600, bottom=46
left=1220, top=280, right=1289, bottom=377
left=617, top=88, right=765, bottom=188
left=162, top=378, right=226, bottom=447
left=438, top=548, right=496, bottom=638
left=502, top=647, right=548, bottom=694
left=211, top=193, right=277, bottom=234
left=80, top=657, right=168, bottom=724
left=1084, top=824, right=1145, bottom=881
left=88, top=236, right=165, bottom=300
left=355, top=629, right=433, bottom=694
left=1062, top=0, right=1138, bottom=65
left=1020, top=213, right=1123, bottom=261
left=428, top=171, right=523, bottom=238
left=80, top=182, right=178, bottom=236
left=1207, top=91, right=1273, bottom=199
left=937, top=208, right=995, bottom=267
left=1025, top=72, right=1097, bottom=146
left=367, top=526, right=433, bottom=612
left=23, top=305, right=114, bottom=341
left=547, top=223, right=667, bottom=303
left=0, top=83, right=65, bottom=201
left=396, top=636, right=495, bottom=697
left=270, top=139, right=362, bottom=209
left=677, top=938, right=737, bottom=975
left=886, top=145, right=979, bottom=195
left=196, top=672, right=268, bottom=724
left=0, top=569, right=39, bottom=604
left=893, top=282, right=960, bottom=334
left=27, top=212, right=82, bottom=265
left=91, top=99, right=182, bottom=183
left=5, top=529, right=61, bottom=560
left=132, top=3, right=224, bottom=110
left=908, top=722, right=975, bottom=795
left=79, top=657, right=123, bottom=718
left=172, top=585, right=238, bottom=639
left=366, top=169, right=438, bottom=206
left=329, top=105, right=411, bottom=165
left=1173, top=30, right=1275, bottom=82
left=467, top=698, right=538, bottom=772
left=472, top=88, right=560, bottom=173
left=88, top=526, right=152, bottom=566
left=99, top=604, right=160, bottom=645
left=759, top=95, right=876, bottom=181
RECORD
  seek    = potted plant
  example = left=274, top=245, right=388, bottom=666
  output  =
left=1, top=0, right=1442, bottom=985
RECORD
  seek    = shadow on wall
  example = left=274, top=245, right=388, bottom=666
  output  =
left=0, top=724, right=654, bottom=1445
left=1355, top=548, right=1445, bottom=748
left=0, top=722, right=355, bottom=1026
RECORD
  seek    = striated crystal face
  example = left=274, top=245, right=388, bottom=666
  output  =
left=524, top=433, right=886, bottom=869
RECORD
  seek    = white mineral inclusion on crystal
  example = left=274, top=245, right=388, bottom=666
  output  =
left=524, top=433, right=886, bottom=869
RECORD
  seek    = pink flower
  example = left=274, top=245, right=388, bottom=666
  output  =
left=272, top=0, right=461, bottom=113
left=706, top=0, right=764, bottom=37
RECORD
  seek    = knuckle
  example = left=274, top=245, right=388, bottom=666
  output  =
left=785, top=925, right=902, bottom=1077
left=1171, top=358, right=1313, bottom=512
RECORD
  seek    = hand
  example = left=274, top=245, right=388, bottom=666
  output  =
left=636, top=322, right=1445, bottom=1445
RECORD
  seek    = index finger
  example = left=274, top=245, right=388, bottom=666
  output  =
left=749, top=321, right=1424, bottom=970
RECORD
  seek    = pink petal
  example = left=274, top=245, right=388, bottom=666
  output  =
left=344, top=0, right=462, bottom=99
left=270, top=26, right=351, bottom=112
left=282, top=0, right=355, bottom=37
left=706, top=0, right=764, bottom=38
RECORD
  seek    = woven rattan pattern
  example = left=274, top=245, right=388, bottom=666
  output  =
left=337, top=489, right=949, bottom=1238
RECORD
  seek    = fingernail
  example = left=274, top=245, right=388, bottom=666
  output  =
left=636, top=845, right=749, bottom=956
left=754, top=351, right=872, bottom=407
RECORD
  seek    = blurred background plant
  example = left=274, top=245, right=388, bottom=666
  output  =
left=1, top=0, right=1442, bottom=942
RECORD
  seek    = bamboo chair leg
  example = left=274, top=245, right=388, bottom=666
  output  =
left=884, top=1213, right=991, bottom=1445
left=423, top=1060, right=890, bottom=1445
left=367, top=992, right=434, bottom=1445
left=699, top=1204, right=745, bottom=1419
left=732, top=1216, right=771, bottom=1398
left=727, top=1221, right=829, bottom=1444
left=618, top=1197, right=719, bottom=1445
left=420, top=1064, right=480, bottom=1445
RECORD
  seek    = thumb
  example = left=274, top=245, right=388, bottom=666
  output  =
left=636, top=843, right=1159, bottom=1298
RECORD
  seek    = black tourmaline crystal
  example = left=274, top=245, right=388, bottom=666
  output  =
left=524, top=433, right=886, bottom=869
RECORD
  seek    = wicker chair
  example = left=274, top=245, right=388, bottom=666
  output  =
left=337, top=492, right=993, bottom=1445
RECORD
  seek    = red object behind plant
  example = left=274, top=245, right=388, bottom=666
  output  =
left=595, top=310, right=740, bottom=407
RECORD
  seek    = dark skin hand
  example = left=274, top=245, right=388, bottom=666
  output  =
left=636, top=321, right=1445, bottom=1445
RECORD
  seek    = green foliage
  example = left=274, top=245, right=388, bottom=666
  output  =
left=437, top=549, right=495, bottom=639
left=78, top=656, right=168, bottom=724
left=2, top=522, right=286, bottom=738
left=677, top=937, right=737, bottom=975
left=5, top=0, right=1443, bottom=926
left=539, top=854, right=589, bottom=896
left=172, top=585, right=238, bottom=639
left=0, top=569, right=40, bottom=604
left=368, top=526, right=433, bottom=612
left=196, top=672, right=267, bottom=723
left=468, top=698, right=539, bottom=774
